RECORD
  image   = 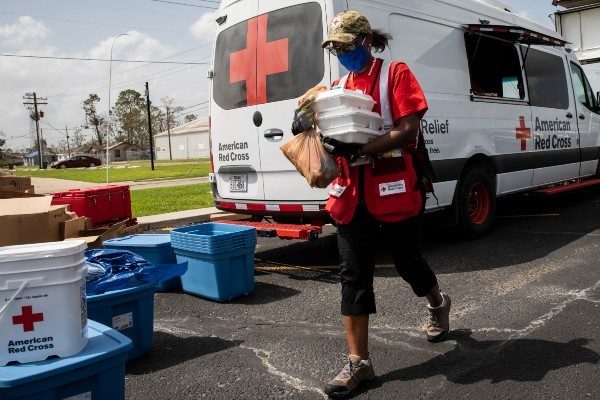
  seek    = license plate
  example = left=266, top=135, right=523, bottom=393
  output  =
left=229, top=174, right=248, bottom=192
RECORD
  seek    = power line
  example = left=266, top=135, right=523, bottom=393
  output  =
left=0, top=45, right=211, bottom=97
left=148, top=0, right=219, bottom=8
left=55, top=0, right=198, bottom=19
left=0, top=11, right=205, bottom=34
left=48, top=56, right=210, bottom=98
left=0, top=53, right=209, bottom=64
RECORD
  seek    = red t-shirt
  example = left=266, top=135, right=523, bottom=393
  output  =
left=333, top=58, right=428, bottom=123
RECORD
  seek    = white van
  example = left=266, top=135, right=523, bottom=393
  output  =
left=208, top=0, right=600, bottom=238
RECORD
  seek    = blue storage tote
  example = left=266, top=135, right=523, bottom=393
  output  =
left=170, top=223, right=257, bottom=254
left=87, top=283, right=155, bottom=360
left=0, top=320, right=132, bottom=400
left=103, top=234, right=181, bottom=292
left=175, top=246, right=255, bottom=303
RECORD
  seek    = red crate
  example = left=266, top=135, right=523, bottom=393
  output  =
left=106, top=184, right=132, bottom=221
left=52, top=187, right=111, bottom=226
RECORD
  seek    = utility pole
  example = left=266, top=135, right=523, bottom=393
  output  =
left=65, top=126, right=71, bottom=157
left=145, top=82, right=155, bottom=171
left=23, top=92, right=48, bottom=169
left=166, top=106, right=173, bottom=161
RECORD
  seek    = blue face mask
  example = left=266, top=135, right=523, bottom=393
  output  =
left=338, top=45, right=369, bottom=73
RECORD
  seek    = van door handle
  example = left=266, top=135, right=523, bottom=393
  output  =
left=264, top=129, right=284, bottom=139
left=579, top=114, right=586, bottom=120
left=566, top=112, right=573, bottom=119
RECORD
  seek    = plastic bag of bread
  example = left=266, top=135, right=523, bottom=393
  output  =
left=280, top=128, right=339, bottom=188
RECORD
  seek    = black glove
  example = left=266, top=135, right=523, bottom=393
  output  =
left=321, top=136, right=366, bottom=162
left=291, top=109, right=315, bottom=135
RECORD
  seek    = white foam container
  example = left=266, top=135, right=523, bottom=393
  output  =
left=319, top=125, right=385, bottom=144
left=316, top=107, right=383, bottom=131
left=0, top=240, right=88, bottom=366
left=313, top=88, right=376, bottom=113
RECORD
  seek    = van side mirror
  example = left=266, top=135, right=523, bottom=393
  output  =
left=597, top=91, right=600, bottom=110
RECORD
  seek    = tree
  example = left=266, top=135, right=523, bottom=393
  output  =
left=0, top=131, right=6, bottom=165
left=184, top=113, right=197, bottom=123
left=161, top=97, right=184, bottom=132
left=0, top=131, right=6, bottom=154
left=71, top=127, right=85, bottom=149
left=112, top=89, right=147, bottom=148
left=83, top=94, right=106, bottom=146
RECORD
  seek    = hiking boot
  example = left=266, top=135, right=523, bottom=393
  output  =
left=426, top=293, right=451, bottom=342
left=324, top=355, right=375, bottom=398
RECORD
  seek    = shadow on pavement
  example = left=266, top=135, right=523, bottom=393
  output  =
left=126, top=332, right=243, bottom=375
left=230, top=281, right=301, bottom=305
left=347, top=329, right=600, bottom=397
left=255, top=188, right=600, bottom=278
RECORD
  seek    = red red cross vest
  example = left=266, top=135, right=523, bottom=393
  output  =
left=325, top=61, right=424, bottom=225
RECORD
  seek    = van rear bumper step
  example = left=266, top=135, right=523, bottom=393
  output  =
left=218, top=220, right=323, bottom=240
left=536, top=178, right=600, bottom=195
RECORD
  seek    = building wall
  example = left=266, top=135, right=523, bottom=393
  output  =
left=155, top=132, right=209, bottom=160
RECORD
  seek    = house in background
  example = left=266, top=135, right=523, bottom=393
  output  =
left=154, top=117, right=210, bottom=160
left=106, top=142, right=143, bottom=162
left=23, top=150, right=57, bottom=167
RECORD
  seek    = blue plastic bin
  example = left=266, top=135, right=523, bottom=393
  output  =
left=103, top=234, right=180, bottom=292
left=87, top=283, right=155, bottom=360
left=174, top=246, right=255, bottom=302
left=0, top=320, right=132, bottom=400
left=171, top=223, right=257, bottom=254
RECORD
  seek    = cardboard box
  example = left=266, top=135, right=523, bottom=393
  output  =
left=0, top=176, right=32, bottom=192
left=0, top=196, right=71, bottom=246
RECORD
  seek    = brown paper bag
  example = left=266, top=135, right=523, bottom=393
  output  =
left=280, top=129, right=339, bottom=188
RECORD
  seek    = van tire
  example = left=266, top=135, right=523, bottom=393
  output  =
left=457, top=167, right=496, bottom=239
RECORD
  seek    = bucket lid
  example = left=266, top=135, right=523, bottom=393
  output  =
left=0, top=321, right=132, bottom=387
left=0, top=240, right=87, bottom=263
left=103, top=234, right=171, bottom=248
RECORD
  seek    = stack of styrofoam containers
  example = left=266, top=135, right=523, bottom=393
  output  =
left=103, top=234, right=181, bottom=292
left=314, top=88, right=384, bottom=144
left=86, top=283, right=155, bottom=360
left=0, top=321, right=132, bottom=400
left=170, top=223, right=257, bottom=302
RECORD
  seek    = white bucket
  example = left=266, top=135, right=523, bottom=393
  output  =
left=0, top=240, right=88, bottom=366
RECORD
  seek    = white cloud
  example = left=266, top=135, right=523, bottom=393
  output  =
left=189, top=11, right=219, bottom=43
left=0, top=16, right=51, bottom=47
left=0, top=32, right=210, bottom=151
left=516, top=10, right=534, bottom=21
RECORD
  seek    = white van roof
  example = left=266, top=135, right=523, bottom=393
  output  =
left=476, top=0, right=513, bottom=12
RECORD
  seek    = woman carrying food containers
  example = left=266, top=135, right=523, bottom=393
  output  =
left=295, top=11, right=452, bottom=398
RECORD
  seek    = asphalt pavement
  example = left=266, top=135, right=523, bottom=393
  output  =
left=124, top=187, right=600, bottom=399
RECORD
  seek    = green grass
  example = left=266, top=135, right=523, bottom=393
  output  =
left=10, top=159, right=211, bottom=183
left=131, top=183, right=215, bottom=217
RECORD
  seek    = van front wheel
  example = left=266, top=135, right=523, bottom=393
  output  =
left=457, top=167, right=496, bottom=239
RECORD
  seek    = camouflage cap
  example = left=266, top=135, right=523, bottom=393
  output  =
left=322, top=10, right=372, bottom=48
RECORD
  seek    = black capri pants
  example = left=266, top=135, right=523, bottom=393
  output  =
left=337, top=204, right=438, bottom=315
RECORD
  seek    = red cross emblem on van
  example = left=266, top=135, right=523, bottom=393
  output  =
left=230, top=14, right=289, bottom=106
left=12, top=305, right=44, bottom=332
left=515, top=116, right=532, bottom=151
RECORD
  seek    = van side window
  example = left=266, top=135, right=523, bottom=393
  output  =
left=465, top=34, right=524, bottom=100
left=523, top=48, right=569, bottom=110
left=570, top=62, right=599, bottom=113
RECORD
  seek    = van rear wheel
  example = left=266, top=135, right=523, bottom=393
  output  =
left=457, top=167, right=496, bottom=239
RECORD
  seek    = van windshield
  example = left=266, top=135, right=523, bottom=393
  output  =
left=213, top=3, right=325, bottom=110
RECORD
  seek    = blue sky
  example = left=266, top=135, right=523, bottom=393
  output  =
left=0, top=0, right=565, bottom=150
